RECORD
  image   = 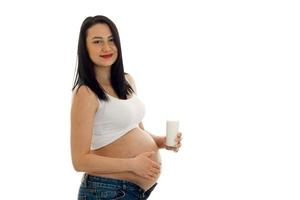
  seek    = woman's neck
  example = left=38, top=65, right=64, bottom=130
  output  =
left=95, top=66, right=111, bottom=86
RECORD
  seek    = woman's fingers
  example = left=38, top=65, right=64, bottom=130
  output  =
left=166, top=146, right=178, bottom=152
left=164, top=132, right=182, bottom=152
left=176, top=132, right=182, bottom=141
left=152, top=166, right=161, bottom=174
left=149, top=161, right=161, bottom=178
left=145, top=174, right=154, bottom=180
left=145, top=167, right=160, bottom=180
left=166, top=146, right=175, bottom=150
left=171, top=143, right=181, bottom=152
left=151, top=160, right=161, bottom=169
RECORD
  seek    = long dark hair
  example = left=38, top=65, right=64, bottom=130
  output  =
left=72, top=15, right=134, bottom=101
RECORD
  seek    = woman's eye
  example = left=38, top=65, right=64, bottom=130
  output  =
left=109, top=38, right=114, bottom=42
left=93, top=41, right=102, bottom=44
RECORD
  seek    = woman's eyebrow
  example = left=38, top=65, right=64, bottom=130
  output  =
left=92, top=35, right=113, bottom=40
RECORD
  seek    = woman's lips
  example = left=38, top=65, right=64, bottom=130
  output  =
left=100, top=53, right=113, bottom=59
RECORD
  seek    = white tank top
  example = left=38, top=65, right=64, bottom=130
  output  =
left=91, top=92, right=146, bottom=150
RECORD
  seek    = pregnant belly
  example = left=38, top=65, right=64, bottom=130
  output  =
left=89, top=127, right=162, bottom=191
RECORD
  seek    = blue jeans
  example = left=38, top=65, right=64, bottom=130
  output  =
left=78, top=173, right=157, bottom=200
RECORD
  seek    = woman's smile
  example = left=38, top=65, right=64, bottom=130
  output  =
left=100, top=53, right=113, bottom=59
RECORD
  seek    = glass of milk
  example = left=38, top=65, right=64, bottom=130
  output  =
left=166, top=120, right=179, bottom=147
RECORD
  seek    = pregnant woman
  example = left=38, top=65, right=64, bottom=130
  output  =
left=71, top=15, right=182, bottom=200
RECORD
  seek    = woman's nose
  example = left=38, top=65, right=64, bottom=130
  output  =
left=102, top=42, right=111, bottom=51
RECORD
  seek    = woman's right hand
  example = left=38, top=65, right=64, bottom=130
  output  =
left=130, top=151, right=161, bottom=180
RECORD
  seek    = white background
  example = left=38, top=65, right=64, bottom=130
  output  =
left=0, top=0, right=299, bottom=199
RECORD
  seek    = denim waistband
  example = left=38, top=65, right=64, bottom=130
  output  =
left=81, top=173, right=157, bottom=198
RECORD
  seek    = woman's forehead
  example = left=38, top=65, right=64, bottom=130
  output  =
left=87, top=23, right=112, bottom=39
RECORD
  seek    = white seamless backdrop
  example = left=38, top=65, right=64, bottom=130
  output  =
left=0, top=0, right=299, bottom=199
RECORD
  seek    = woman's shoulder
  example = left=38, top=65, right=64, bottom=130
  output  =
left=125, top=73, right=137, bottom=93
left=72, top=84, right=99, bottom=108
left=73, top=84, right=94, bottom=96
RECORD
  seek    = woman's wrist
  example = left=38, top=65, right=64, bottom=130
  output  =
left=127, top=157, right=136, bottom=173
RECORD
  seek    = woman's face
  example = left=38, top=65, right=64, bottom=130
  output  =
left=86, top=23, right=118, bottom=68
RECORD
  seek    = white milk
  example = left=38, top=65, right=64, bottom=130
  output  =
left=166, top=120, right=179, bottom=147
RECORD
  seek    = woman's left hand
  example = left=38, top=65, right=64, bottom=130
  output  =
left=157, top=132, right=182, bottom=152
left=165, top=132, right=182, bottom=152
